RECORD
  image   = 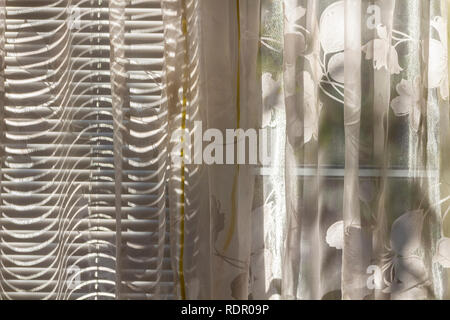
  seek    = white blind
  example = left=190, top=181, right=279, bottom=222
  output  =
left=0, top=0, right=173, bottom=299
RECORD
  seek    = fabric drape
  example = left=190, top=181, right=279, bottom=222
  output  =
left=161, top=0, right=450, bottom=300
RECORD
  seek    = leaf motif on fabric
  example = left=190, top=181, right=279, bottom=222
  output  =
left=391, top=256, right=429, bottom=300
left=390, top=210, right=424, bottom=256
left=427, top=16, right=449, bottom=99
left=211, top=196, right=225, bottom=244
left=390, top=77, right=423, bottom=132
left=262, top=72, right=283, bottom=128
left=426, top=39, right=447, bottom=89
left=433, top=237, right=450, bottom=268
left=306, top=53, right=323, bottom=83
left=230, top=273, right=248, bottom=300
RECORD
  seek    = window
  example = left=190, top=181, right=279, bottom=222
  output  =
left=0, top=0, right=173, bottom=299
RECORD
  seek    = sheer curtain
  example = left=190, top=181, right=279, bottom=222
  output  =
left=161, top=0, right=450, bottom=300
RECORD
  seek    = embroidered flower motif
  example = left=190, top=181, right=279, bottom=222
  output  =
left=326, top=210, right=430, bottom=299
left=325, top=220, right=344, bottom=250
left=284, top=1, right=306, bottom=33
left=317, top=1, right=345, bottom=103
left=389, top=255, right=428, bottom=300
left=427, top=16, right=449, bottom=100
left=391, top=77, right=424, bottom=132
left=262, top=72, right=283, bottom=128
left=362, top=25, right=402, bottom=75
left=387, top=210, right=429, bottom=299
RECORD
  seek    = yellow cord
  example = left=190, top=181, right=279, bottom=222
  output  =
left=223, top=0, right=241, bottom=251
left=178, top=3, right=188, bottom=299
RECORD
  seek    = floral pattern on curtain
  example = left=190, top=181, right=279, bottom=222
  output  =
left=161, top=0, right=450, bottom=300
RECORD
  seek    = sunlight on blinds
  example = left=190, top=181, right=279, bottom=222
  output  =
left=0, top=0, right=172, bottom=299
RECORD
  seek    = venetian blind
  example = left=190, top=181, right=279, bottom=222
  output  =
left=0, top=0, right=173, bottom=299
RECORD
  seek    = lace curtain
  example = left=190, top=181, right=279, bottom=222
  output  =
left=161, top=0, right=450, bottom=300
